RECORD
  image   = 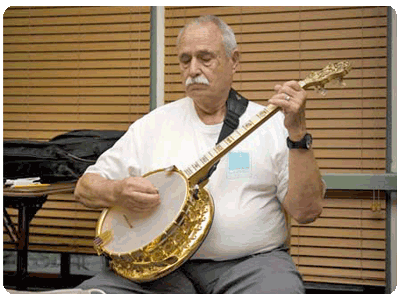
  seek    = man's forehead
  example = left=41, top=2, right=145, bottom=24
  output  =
left=178, top=22, right=223, bottom=54
left=179, top=22, right=222, bottom=45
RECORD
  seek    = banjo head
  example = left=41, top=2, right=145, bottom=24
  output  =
left=96, top=168, right=189, bottom=255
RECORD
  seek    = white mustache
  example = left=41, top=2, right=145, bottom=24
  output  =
left=185, top=76, right=210, bottom=86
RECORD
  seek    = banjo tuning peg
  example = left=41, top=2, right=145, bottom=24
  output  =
left=332, top=77, right=347, bottom=88
left=314, top=85, right=327, bottom=96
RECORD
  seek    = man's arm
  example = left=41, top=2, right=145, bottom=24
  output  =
left=283, top=146, right=324, bottom=224
left=74, top=173, right=118, bottom=209
left=269, top=80, right=324, bottom=224
left=74, top=173, right=161, bottom=214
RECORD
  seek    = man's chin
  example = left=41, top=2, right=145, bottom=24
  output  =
left=186, top=86, right=209, bottom=98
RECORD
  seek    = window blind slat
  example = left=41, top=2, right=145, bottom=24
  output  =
left=3, top=96, right=151, bottom=105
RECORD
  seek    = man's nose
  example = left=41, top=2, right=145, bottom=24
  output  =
left=188, top=58, right=201, bottom=77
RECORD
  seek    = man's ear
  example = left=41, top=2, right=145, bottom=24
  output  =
left=231, top=48, right=240, bottom=74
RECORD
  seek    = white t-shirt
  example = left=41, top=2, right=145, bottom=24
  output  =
left=85, top=96, right=290, bottom=260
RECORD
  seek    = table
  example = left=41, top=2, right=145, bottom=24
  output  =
left=3, top=182, right=76, bottom=290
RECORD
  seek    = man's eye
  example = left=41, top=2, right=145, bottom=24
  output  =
left=180, top=56, right=191, bottom=64
left=200, top=55, right=212, bottom=62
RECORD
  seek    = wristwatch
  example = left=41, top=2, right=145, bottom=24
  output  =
left=287, top=133, right=313, bottom=150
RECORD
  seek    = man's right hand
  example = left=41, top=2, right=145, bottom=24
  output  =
left=113, top=176, right=161, bottom=213
left=75, top=173, right=161, bottom=215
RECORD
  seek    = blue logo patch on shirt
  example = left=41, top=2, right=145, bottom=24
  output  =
left=227, top=151, right=251, bottom=179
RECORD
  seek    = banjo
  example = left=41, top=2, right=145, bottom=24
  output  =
left=93, top=61, right=352, bottom=282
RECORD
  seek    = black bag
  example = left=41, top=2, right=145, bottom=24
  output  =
left=3, top=130, right=125, bottom=183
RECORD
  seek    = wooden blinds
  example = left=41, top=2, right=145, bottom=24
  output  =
left=3, top=7, right=151, bottom=254
left=165, top=6, right=388, bottom=286
left=3, top=6, right=151, bottom=141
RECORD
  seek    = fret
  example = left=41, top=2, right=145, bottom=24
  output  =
left=192, top=162, right=200, bottom=170
left=266, top=106, right=275, bottom=114
left=237, top=127, right=245, bottom=135
left=232, top=130, right=240, bottom=139
left=257, top=109, right=266, bottom=119
left=200, top=155, right=209, bottom=164
left=207, top=149, right=215, bottom=159
left=204, top=152, right=213, bottom=163
left=185, top=168, right=193, bottom=176
left=243, top=120, right=253, bottom=130
left=215, top=144, right=223, bottom=153
left=251, top=118, right=260, bottom=126
left=209, top=149, right=216, bottom=158
left=222, top=139, right=230, bottom=148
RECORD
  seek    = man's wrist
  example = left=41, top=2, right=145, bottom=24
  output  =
left=288, top=130, right=307, bottom=142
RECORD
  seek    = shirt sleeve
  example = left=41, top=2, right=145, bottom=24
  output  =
left=84, top=122, right=142, bottom=180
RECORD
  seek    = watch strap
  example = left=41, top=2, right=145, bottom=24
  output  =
left=287, top=133, right=312, bottom=149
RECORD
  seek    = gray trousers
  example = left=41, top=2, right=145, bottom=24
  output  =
left=77, top=246, right=304, bottom=294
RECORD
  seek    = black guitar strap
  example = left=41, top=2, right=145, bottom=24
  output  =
left=219, top=89, right=249, bottom=143
left=197, top=89, right=249, bottom=185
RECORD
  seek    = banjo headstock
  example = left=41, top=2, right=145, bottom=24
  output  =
left=300, top=61, right=352, bottom=95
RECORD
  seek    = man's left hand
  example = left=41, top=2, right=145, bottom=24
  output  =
left=268, top=80, right=307, bottom=141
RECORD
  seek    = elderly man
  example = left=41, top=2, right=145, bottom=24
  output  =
left=74, top=15, right=324, bottom=294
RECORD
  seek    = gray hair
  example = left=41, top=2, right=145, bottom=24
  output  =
left=176, top=15, right=238, bottom=58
